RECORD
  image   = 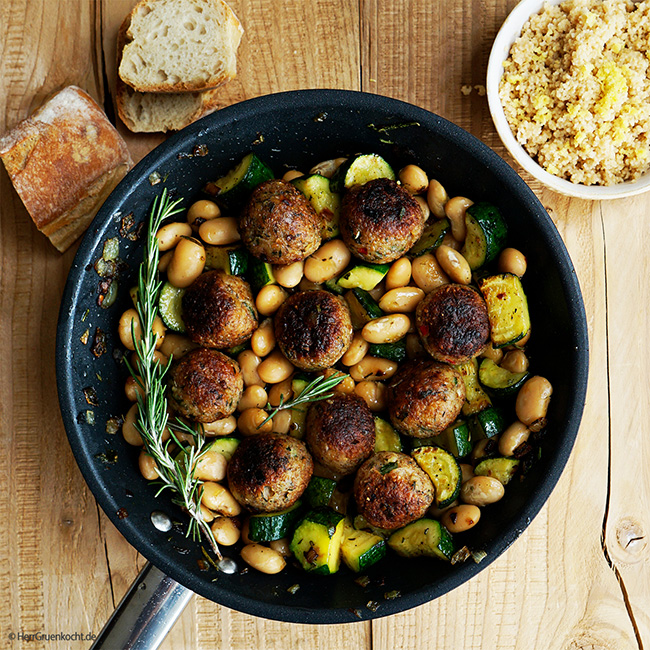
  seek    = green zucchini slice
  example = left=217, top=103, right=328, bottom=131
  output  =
left=411, top=446, right=462, bottom=508
left=374, top=417, right=403, bottom=453
left=205, top=436, right=240, bottom=461
left=368, top=338, right=407, bottom=363
left=205, top=153, right=274, bottom=208
left=388, top=518, right=455, bottom=560
left=290, top=508, right=346, bottom=575
left=292, top=174, right=341, bottom=240
left=248, top=501, right=304, bottom=542
left=468, top=406, right=507, bottom=440
left=455, top=358, right=492, bottom=416
left=435, top=420, right=472, bottom=458
left=336, top=261, right=390, bottom=291
left=204, top=245, right=249, bottom=275
left=408, top=218, right=451, bottom=258
left=344, top=288, right=384, bottom=329
left=304, top=476, right=337, bottom=509
left=478, top=358, right=529, bottom=398
left=158, top=282, right=186, bottom=333
left=341, top=519, right=386, bottom=572
left=247, top=256, right=276, bottom=292
left=461, top=202, right=508, bottom=270
left=474, top=457, right=520, bottom=485
left=330, top=153, right=396, bottom=192
left=478, top=273, right=531, bottom=348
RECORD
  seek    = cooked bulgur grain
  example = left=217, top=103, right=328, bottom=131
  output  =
left=499, top=0, right=650, bottom=185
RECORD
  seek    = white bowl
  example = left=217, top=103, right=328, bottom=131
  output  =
left=486, top=0, right=650, bottom=200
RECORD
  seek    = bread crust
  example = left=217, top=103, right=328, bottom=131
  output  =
left=0, top=86, right=133, bottom=252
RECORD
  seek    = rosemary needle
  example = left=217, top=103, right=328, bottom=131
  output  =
left=127, top=189, right=221, bottom=557
left=258, top=373, right=347, bottom=429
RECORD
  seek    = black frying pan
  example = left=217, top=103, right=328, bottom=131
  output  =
left=56, top=90, right=588, bottom=624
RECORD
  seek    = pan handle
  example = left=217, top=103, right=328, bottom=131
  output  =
left=90, top=562, right=193, bottom=650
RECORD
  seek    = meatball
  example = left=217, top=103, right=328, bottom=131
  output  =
left=227, top=433, right=313, bottom=513
left=340, top=178, right=425, bottom=264
left=305, top=393, right=375, bottom=475
left=182, top=271, right=258, bottom=349
left=167, top=348, right=243, bottom=423
left=388, top=359, right=465, bottom=438
left=240, top=179, right=322, bottom=264
left=274, top=290, right=353, bottom=371
left=416, top=284, right=490, bottom=364
left=354, top=451, right=434, bottom=529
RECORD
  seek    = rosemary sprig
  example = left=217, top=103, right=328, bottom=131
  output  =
left=258, top=373, right=347, bottom=429
left=127, top=189, right=220, bottom=557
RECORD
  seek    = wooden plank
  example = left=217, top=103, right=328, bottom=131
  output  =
left=601, top=195, right=650, bottom=645
left=0, top=2, right=112, bottom=649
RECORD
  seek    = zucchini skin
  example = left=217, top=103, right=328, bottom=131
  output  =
left=388, top=518, right=455, bottom=560
left=478, top=358, right=528, bottom=398
left=461, top=202, right=508, bottom=270
left=206, top=153, right=274, bottom=208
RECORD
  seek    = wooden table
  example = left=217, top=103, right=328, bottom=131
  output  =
left=1, top=1, right=648, bottom=648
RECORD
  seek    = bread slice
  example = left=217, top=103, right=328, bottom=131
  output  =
left=118, top=0, right=243, bottom=93
left=116, top=16, right=221, bottom=132
left=0, top=86, right=133, bottom=252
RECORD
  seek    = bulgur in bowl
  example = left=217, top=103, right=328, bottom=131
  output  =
left=487, top=0, right=650, bottom=199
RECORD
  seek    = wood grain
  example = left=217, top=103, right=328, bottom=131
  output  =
left=0, top=0, right=648, bottom=649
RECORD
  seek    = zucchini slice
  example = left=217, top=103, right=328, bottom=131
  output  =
left=411, top=446, right=462, bottom=508
left=205, top=153, right=274, bottom=208
left=304, top=476, right=337, bottom=509
left=408, top=218, right=451, bottom=258
left=455, top=358, right=492, bottom=416
left=336, top=261, right=390, bottom=291
left=461, top=202, right=508, bottom=270
left=247, top=256, right=276, bottom=292
left=158, top=282, right=186, bottom=333
left=435, top=420, right=472, bottom=458
left=344, top=288, right=384, bottom=329
left=330, top=153, right=396, bottom=192
left=205, top=436, right=240, bottom=461
left=290, top=508, right=346, bottom=575
left=388, top=518, right=455, bottom=560
left=374, top=417, right=402, bottom=453
left=204, top=245, right=249, bottom=275
left=248, top=501, right=304, bottom=542
left=292, top=174, right=341, bottom=240
left=478, top=358, right=528, bottom=398
left=474, top=457, right=520, bottom=485
left=368, top=338, right=407, bottom=363
left=468, top=406, right=507, bottom=440
left=478, top=273, right=531, bottom=348
left=341, top=519, right=386, bottom=572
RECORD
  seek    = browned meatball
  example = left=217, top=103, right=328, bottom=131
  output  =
left=305, top=393, right=375, bottom=475
left=167, top=348, right=243, bottom=423
left=274, top=290, right=353, bottom=371
left=182, top=271, right=257, bottom=349
left=240, top=179, right=322, bottom=264
left=354, top=451, right=434, bottom=529
left=416, top=284, right=490, bottom=364
left=388, top=359, right=465, bottom=438
left=340, top=178, right=425, bottom=264
left=227, top=433, right=313, bottom=513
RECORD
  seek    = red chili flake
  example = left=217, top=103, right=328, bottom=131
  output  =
left=497, top=292, right=506, bottom=300
left=117, top=508, right=128, bottom=519
left=358, top=247, right=368, bottom=255
left=419, top=324, right=429, bottom=336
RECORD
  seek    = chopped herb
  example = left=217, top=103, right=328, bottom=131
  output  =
left=366, top=600, right=380, bottom=612
left=471, top=549, right=487, bottom=564
left=354, top=575, right=370, bottom=588
left=85, top=410, right=95, bottom=425
left=451, top=546, right=472, bottom=565
left=95, top=449, right=118, bottom=464
left=83, top=387, right=99, bottom=406
left=103, top=237, right=120, bottom=261
left=106, top=415, right=123, bottom=435
left=149, top=171, right=162, bottom=185
left=380, top=461, right=398, bottom=475
left=81, top=308, right=90, bottom=322
left=384, top=590, right=401, bottom=600
left=287, top=584, right=301, bottom=595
